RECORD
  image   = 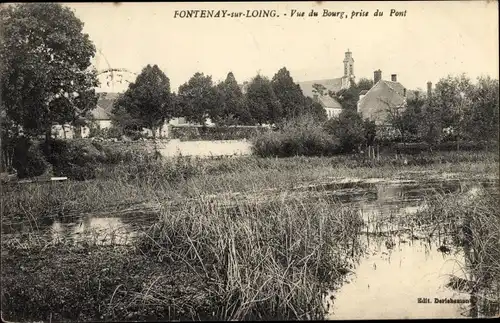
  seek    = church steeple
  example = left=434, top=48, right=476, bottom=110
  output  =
left=343, top=49, right=355, bottom=78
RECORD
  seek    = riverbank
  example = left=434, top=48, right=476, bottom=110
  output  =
left=2, top=151, right=498, bottom=223
left=1, top=151, right=498, bottom=321
left=2, top=195, right=363, bottom=321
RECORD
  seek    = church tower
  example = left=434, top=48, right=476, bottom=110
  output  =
left=341, top=49, right=355, bottom=89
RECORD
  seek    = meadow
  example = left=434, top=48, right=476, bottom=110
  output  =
left=1, top=142, right=499, bottom=321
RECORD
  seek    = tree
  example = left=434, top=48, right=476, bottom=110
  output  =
left=463, top=76, right=499, bottom=143
left=271, top=67, right=306, bottom=120
left=312, top=83, right=327, bottom=96
left=333, top=78, right=372, bottom=112
left=245, top=74, right=282, bottom=125
left=0, top=3, right=98, bottom=145
left=363, top=118, right=377, bottom=147
left=324, top=109, right=365, bottom=153
left=177, top=72, right=219, bottom=126
left=357, top=78, right=374, bottom=92
left=111, top=94, right=144, bottom=135
left=112, top=64, right=172, bottom=138
left=304, top=97, right=327, bottom=122
left=433, top=74, right=474, bottom=131
left=215, top=72, right=253, bottom=126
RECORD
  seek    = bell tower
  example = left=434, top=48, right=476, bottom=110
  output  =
left=341, top=49, right=355, bottom=89
left=343, top=49, right=355, bottom=79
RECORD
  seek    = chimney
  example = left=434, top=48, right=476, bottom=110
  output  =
left=374, top=70, right=382, bottom=84
left=427, top=81, right=432, bottom=98
left=391, top=74, right=397, bottom=82
left=313, top=94, right=319, bottom=102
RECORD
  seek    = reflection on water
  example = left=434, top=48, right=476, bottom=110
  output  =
left=50, top=216, right=139, bottom=245
left=327, top=234, right=471, bottom=319
left=327, top=180, right=498, bottom=319
left=2, top=176, right=498, bottom=318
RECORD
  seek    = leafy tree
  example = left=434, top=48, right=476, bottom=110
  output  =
left=324, top=109, right=365, bottom=153
left=178, top=72, right=219, bottom=126
left=433, top=74, right=474, bottom=130
left=333, top=78, right=372, bottom=112
left=418, top=97, right=443, bottom=146
left=245, top=75, right=282, bottom=125
left=401, top=96, right=426, bottom=139
left=357, top=78, right=374, bottom=92
left=312, top=83, right=327, bottom=96
left=271, top=67, right=306, bottom=120
left=463, top=76, right=499, bottom=142
left=0, top=3, right=98, bottom=144
left=111, top=64, right=172, bottom=138
left=111, top=95, right=144, bottom=135
left=363, top=118, right=377, bottom=147
left=215, top=72, right=253, bottom=125
left=304, top=97, right=327, bottom=122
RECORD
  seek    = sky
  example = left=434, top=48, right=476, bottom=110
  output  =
left=64, top=1, right=499, bottom=93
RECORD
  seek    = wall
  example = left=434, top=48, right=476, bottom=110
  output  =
left=158, top=139, right=252, bottom=158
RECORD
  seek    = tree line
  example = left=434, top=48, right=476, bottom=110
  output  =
left=110, top=66, right=328, bottom=137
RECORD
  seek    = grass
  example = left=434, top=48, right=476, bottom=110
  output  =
left=390, top=188, right=500, bottom=317
left=1, top=150, right=498, bottom=320
left=2, top=151, right=498, bottom=224
left=1, top=195, right=364, bottom=321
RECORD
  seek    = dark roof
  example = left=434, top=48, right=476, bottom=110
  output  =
left=319, top=95, right=342, bottom=109
left=297, top=78, right=344, bottom=98
left=358, top=80, right=407, bottom=125
left=91, top=92, right=120, bottom=120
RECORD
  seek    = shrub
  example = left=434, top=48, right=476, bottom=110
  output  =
left=324, top=109, right=366, bottom=153
left=12, top=137, right=49, bottom=178
left=252, top=115, right=338, bottom=157
left=171, top=126, right=267, bottom=141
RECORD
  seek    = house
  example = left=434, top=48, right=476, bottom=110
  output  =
left=90, top=92, right=118, bottom=130
left=357, top=71, right=408, bottom=125
left=297, top=50, right=355, bottom=119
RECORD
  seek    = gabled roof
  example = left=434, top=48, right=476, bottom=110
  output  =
left=91, top=105, right=112, bottom=120
left=357, top=80, right=407, bottom=125
left=297, top=78, right=344, bottom=98
left=91, top=92, right=120, bottom=120
left=319, top=95, right=342, bottom=110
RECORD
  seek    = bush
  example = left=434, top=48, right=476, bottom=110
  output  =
left=252, top=115, right=338, bottom=157
left=12, top=137, right=49, bottom=178
left=43, top=139, right=158, bottom=180
left=324, top=109, right=366, bottom=153
left=171, top=126, right=267, bottom=141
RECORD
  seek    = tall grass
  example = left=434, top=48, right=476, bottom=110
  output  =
left=138, top=195, right=363, bottom=320
left=2, top=151, right=497, bottom=223
left=405, top=188, right=500, bottom=317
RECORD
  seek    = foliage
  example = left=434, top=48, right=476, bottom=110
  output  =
left=178, top=72, right=219, bottom=126
left=11, top=137, right=49, bottom=178
left=463, top=76, right=499, bottom=142
left=363, top=118, right=377, bottom=147
left=112, top=64, right=172, bottom=138
left=214, top=72, right=253, bottom=126
left=245, top=75, right=282, bottom=125
left=432, top=74, right=474, bottom=130
left=0, top=3, right=98, bottom=139
left=312, top=83, right=327, bottom=96
left=271, top=67, right=306, bottom=120
left=332, top=78, right=373, bottom=111
left=304, top=97, right=327, bottom=122
left=324, top=109, right=366, bottom=153
left=252, top=114, right=338, bottom=157
left=170, top=126, right=267, bottom=141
